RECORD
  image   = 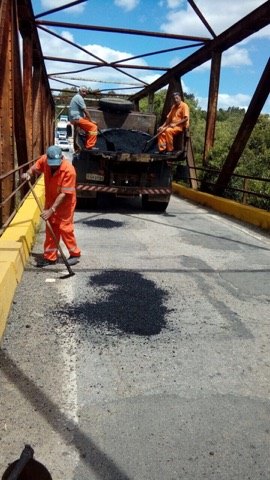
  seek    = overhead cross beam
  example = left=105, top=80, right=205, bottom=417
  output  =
left=130, top=1, right=270, bottom=101
left=187, top=0, right=216, bottom=38
left=45, top=56, right=168, bottom=72
left=34, top=0, right=87, bottom=19
left=36, top=19, right=211, bottom=43
left=37, top=24, right=149, bottom=86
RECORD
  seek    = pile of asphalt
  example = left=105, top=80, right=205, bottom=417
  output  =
left=97, top=128, right=157, bottom=153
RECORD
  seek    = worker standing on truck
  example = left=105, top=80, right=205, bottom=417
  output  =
left=21, top=145, right=81, bottom=267
left=68, top=86, right=98, bottom=150
left=158, top=92, right=189, bottom=153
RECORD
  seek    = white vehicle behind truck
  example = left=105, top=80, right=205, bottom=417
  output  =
left=56, top=120, right=67, bottom=140
left=55, top=116, right=72, bottom=141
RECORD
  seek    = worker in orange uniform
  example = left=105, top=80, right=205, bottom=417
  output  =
left=158, top=92, right=189, bottom=153
left=68, top=86, right=98, bottom=150
left=22, top=145, right=81, bottom=267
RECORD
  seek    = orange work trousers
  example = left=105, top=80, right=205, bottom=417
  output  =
left=158, top=126, right=183, bottom=152
left=74, top=117, right=98, bottom=149
left=44, top=218, right=81, bottom=261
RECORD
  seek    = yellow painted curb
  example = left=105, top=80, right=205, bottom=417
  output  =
left=172, top=183, right=270, bottom=231
left=0, top=263, right=18, bottom=339
left=0, top=241, right=26, bottom=282
left=0, top=179, right=45, bottom=340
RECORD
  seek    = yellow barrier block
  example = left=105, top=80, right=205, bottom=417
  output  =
left=0, top=241, right=27, bottom=282
left=173, top=183, right=270, bottom=231
left=0, top=179, right=45, bottom=340
left=2, top=180, right=45, bottom=252
left=0, top=263, right=18, bottom=339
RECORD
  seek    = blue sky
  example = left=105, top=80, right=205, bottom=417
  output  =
left=32, top=0, right=270, bottom=113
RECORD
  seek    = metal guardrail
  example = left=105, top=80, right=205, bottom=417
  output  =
left=1, top=160, right=269, bottom=237
left=185, top=165, right=270, bottom=207
left=0, top=160, right=36, bottom=235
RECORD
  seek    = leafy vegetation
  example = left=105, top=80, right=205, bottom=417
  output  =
left=140, top=90, right=270, bottom=210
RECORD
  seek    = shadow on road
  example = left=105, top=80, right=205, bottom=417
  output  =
left=0, top=350, right=131, bottom=480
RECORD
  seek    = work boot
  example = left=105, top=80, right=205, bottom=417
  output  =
left=36, top=257, right=57, bottom=268
left=67, top=256, right=80, bottom=266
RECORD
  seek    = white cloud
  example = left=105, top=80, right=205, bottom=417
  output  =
left=264, top=97, right=270, bottom=113
left=40, top=0, right=85, bottom=13
left=38, top=28, right=151, bottom=92
left=197, top=93, right=251, bottom=111
left=195, top=44, right=253, bottom=72
left=161, top=0, right=269, bottom=37
left=218, top=93, right=251, bottom=111
left=167, top=43, right=253, bottom=75
left=222, top=46, right=252, bottom=68
left=169, top=56, right=182, bottom=68
left=61, top=30, right=74, bottom=43
left=167, top=0, right=183, bottom=8
left=182, top=79, right=189, bottom=93
left=77, top=43, right=148, bottom=68
left=114, top=0, right=140, bottom=12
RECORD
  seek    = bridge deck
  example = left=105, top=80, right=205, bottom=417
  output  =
left=0, top=194, right=270, bottom=479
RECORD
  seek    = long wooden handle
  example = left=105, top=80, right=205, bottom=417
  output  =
left=143, top=124, right=171, bottom=152
left=27, top=181, right=74, bottom=276
left=151, top=124, right=170, bottom=142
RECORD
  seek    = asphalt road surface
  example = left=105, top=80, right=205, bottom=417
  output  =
left=1, top=194, right=270, bottom=480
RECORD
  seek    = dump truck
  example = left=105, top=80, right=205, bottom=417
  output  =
left=72, top=97, right=188, bottom=211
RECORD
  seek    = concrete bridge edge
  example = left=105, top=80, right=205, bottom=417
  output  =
left=0, top=178, right=45, bottom=339
left=172, top=183, right=270, bottom=232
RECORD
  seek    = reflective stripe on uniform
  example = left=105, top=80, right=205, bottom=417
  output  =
left=61, top=186, right=76, bottom=193
left=86, top=131, right=98, bottom=136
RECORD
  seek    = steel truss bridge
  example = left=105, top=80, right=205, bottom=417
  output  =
left=0, top=0, right=270, bottom=231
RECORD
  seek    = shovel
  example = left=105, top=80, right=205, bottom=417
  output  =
left=142, top=124, right=170, bottom=153
left=27, top=181, right=75, bottom=278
